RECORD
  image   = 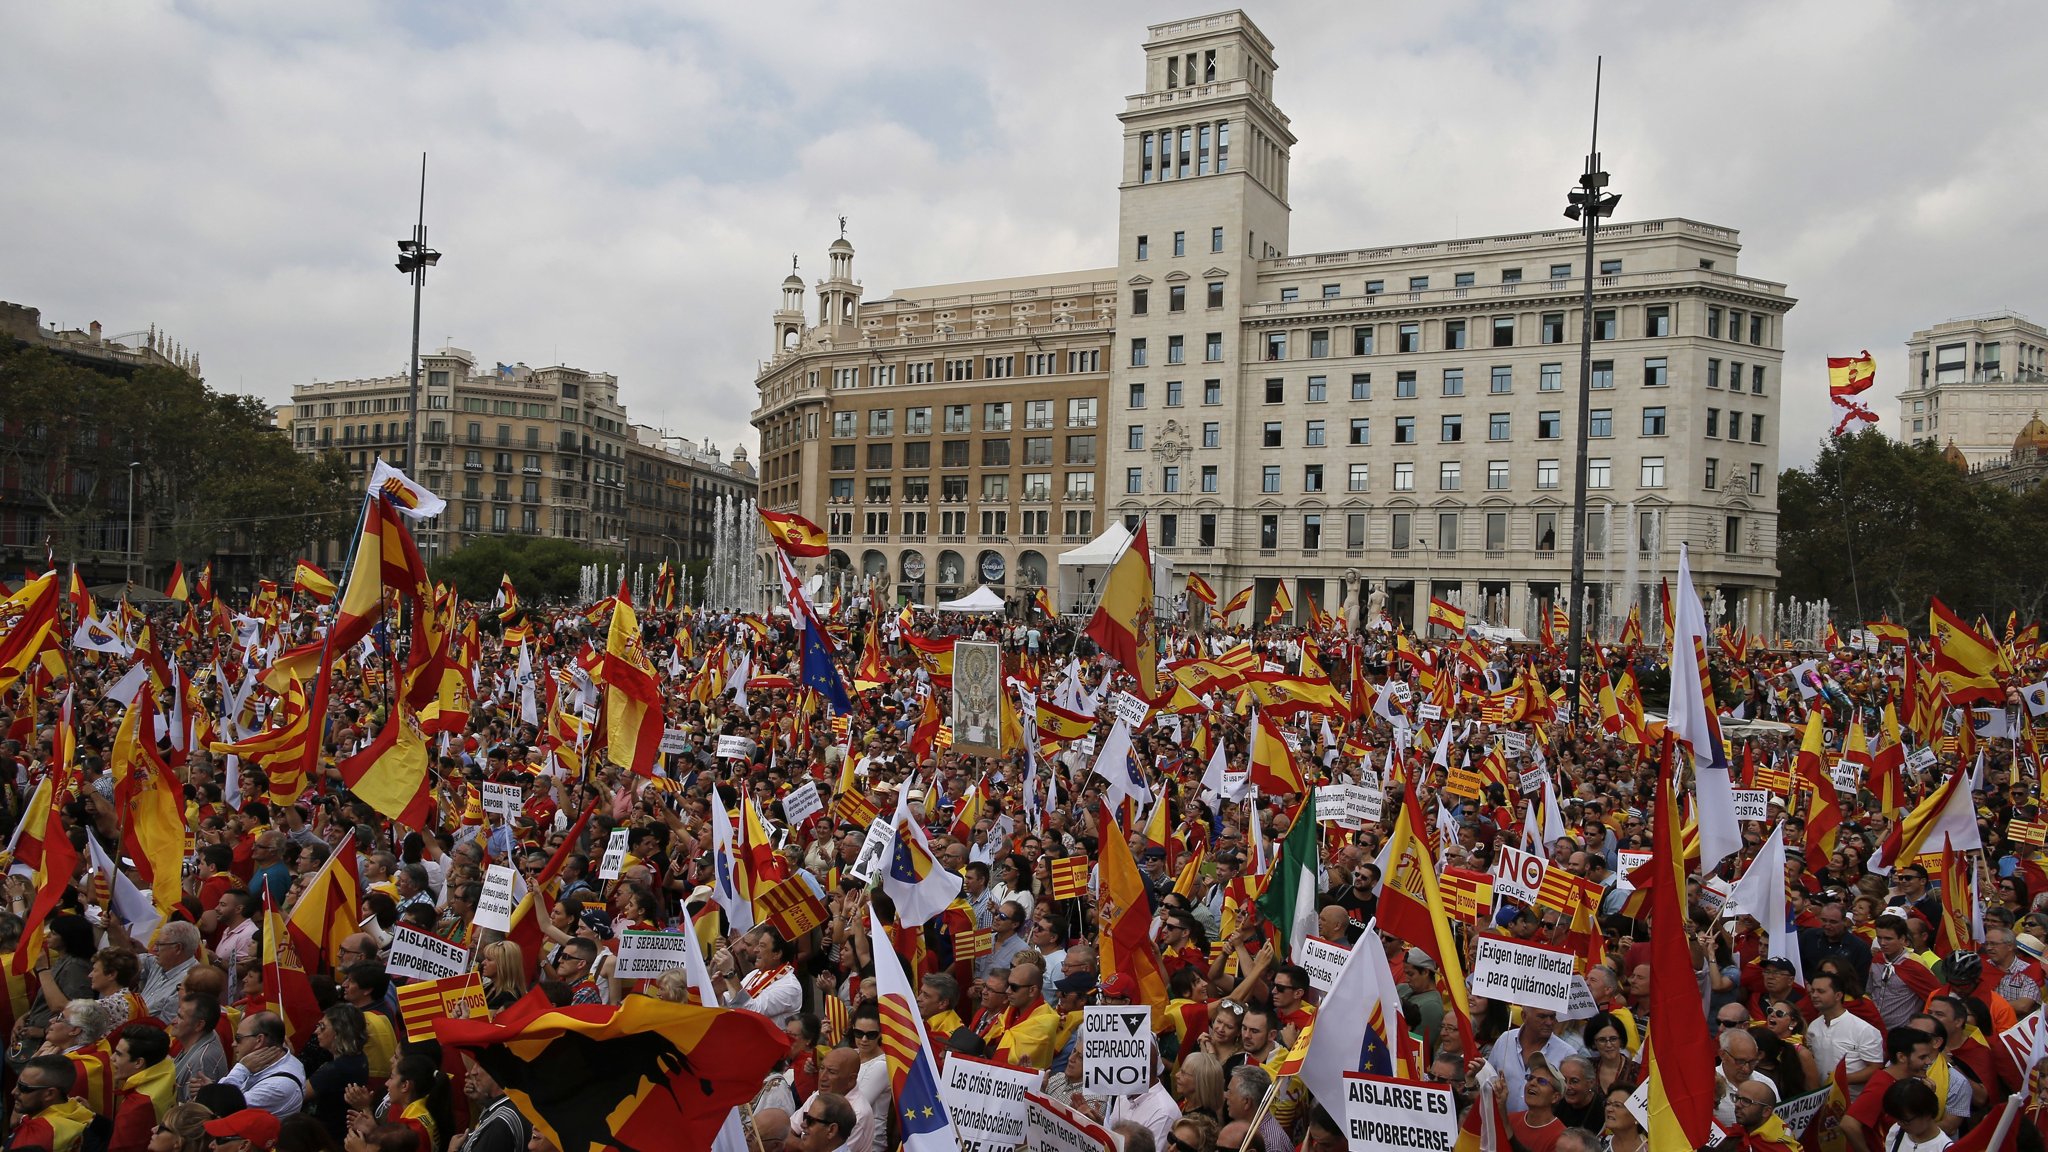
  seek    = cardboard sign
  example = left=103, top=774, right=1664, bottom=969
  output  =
left=1469, top=935, right=1578, bottom=1013
left=759, top=877, right=830, bottom=941
left=780, top=783, right=824, bottom=828
left=1492, top=845, right=1548, bottom=908
left=1109, top=691, right=1151, bottom=730
left=473, top=864, right=517, bottom=933
left=1024, top=1090, right=1115, bottom=1152
left=599, top=828, right=630, bottom=880
left=388, top=924, right=471, bottom=982
left=1343, top=1074, right=1457, bottom=1152
left=1731, top=789, right=1770, bottom=822
left=1444, top=767, right=1484, bottom=800
left=1296, top=935, right=1352, bottom=995
left=1518, top=766, right=1547, bottom=796
left=845, top=818, right=894, bottom=885
left=1078, top=1005, right=1154, bottom=1096
left=940, top=1054, right=1042, bottom=1152
left=659, top=728, right=691, bottom=755
left=716, top=734, right=757, bottom=761
left=1776, top=1088, right=1831, bottom=1141
left=615, top=930, right=703, bottom=979
left=481, top=782, right=522, bottom=824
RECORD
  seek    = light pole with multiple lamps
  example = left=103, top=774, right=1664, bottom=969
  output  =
left=125, top=460, right=141, bottom=588
left=1563, top=59, right=1621, bottom=699
left=396, top=153, right=441, bottom=480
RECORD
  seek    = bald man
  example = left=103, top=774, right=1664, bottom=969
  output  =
left=751, top=1106, right=791, bottom=1151
left=792, top=1049, right=873, bottom=1152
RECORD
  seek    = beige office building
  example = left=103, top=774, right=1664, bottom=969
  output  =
left=755, top=10, right=1794, bottom=634
left=1896, top=312, right=2048, bottom=466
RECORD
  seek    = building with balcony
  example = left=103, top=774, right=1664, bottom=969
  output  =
left=752, top=10, right=1793, bottom=632
left=623, top=425, right=756, bottom=573
left=751, top=239, right=1112, bottom=606
left=1896, top=312, right=2048, bottom=466
left=284, top=347, right=634, bottom=561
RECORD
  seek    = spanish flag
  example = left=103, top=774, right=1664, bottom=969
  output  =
left=1094, top=801, right=1171, bottom=1029
left=1930, top=597, right=2003, bottom=704
left=1644, top=741, right=1714, bottom=1151
left=338, top=708, right=434, bottom=828
left=1378, top=788, right=1474, bottom=1060
left=0, top=573, right=60, bottom=696
left=1790, top=712, right=1839, bottom=857
left=1865, top=619, right=1908, bottom=647
left=1427, top=597, right=1466, bottom=635
left=1033, top=585, right=1058, bottom=619
left=1827, top=350, right=1876, bottom=396
left=292, top=561, right=336, bottom=603
left=759, top=508, right=829, bottom=557
left=1248, top=708, right=1304, bottom=794
left=1867, top=702, right=1906, bottom=815
left=600, top=579, right=664, bottom=776
left=166, top=562, right=190, bottom=602
left=285, top=841, right=363, bottom=975
left=1222, top=586, right=1253, bottom=621
left=110, top=690, right=185, bottom=918
left=439, top=990, right=789, bottom=1152
left=1083, top=521, right=1162, bottom=700
left=1035, top=699, right=1095, bottom=744
left=1184, top=572, right=1217, bottom=606
left=1265, top=579, right=1294, bottom=625
left=331, top=495, right=433, bottom=656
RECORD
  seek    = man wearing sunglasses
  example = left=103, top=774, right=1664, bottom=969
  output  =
left=7, top=1056, right=93, bottom=1152
left=786, top=1093, right=855, bottom=1152
left=791, top=1052, right=870, bottom=1152
left=990, top=961, right=1059, bottom=1069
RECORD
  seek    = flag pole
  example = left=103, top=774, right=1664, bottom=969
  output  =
left=1832, top=434, right=1864, bottom=624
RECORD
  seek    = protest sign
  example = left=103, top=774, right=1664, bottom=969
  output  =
left=940, top=1054, right=1042, bottom=1152
left=1518, top=766, right=1547, bottom=796
left=845, top=818, right=894, bottom=884
left=1417, top=701, right=1443, bottom=722
left=1699, top=875, right=1733, bottom=917
left=1613, top=850, right=1651, bottom=892
left=388, top=924, right=471, bottom=982
left=1296, top=935, right=1352, bottom=995
left=473, top=864, right=517, bottom=933
left=1050, top=856, right=1090, bottom=901
left=599, top=828, right=630, bottom=880
left=1469, top=936, right=1577, bottom=1013
left=615, top=930, right=703, bottom=979
left=1078, top=1005, right=1153, bottom=1096
left=1356, top=788, right=1384, bottom=824
left=716, top=734, right=757, bottom=761
left=658, top=728, right=690, bottom=755
left=1444, top=767, right=1483, bottom=800
left=1342, top=1074, right=1457, bottom=1152
left=1438, top=868, right=1495, bottom=924
left=780, top=783, right=823, bottom=828
left=395, top=973, right=486, bottom=1043
left=1109, top=691, right=1151, bottom=730
left=1776, top=1088, right=1830, bottom=1141
left=1829, top=762, right=1861, bottom=795
left=1501, top=731, right=1529, bottom=758
left=1357, top=766, right=1380, bottom=792
left=1730, top=789, right=1770, bottom=821
left=481, top=782, right=521, bottom=823
left=1906, top=745, right=1938, bottom=773
left=1024, top=1091, right=1115, bottom=1152
left=1492, top=845, right=1548, bottom=907
left=1562, top=974, right=1598, bottom=1021
left=759, top=877, right=830, bottom=941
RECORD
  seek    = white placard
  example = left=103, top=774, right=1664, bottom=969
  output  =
left=387, top=923, right=471, bottom=981
left=1343, top=1074, right=1457, bottom=1152
left=1491, top=845, right=1548, bottom=907
left=1830, top=762, right=1861, bottom=794
left=1906, top=745, right=1938, bottom=773
left=1699, top=875, right=1733, bottom=917
left=615, top=929, right=702, bottom=979
left=940, top=1053, right=1042, bottom=1152
left=599, top=828, right=630, bottom=880
left=1109, top=691, right=1151, bottom=730
left=1501, top=731, right=1529, bottom=758
left=482, top=782, right=522, bottom=824
left=1356, top=788, right=1384, bottom=823
left=1024, top=1091, right=1115, bottom=1152
left=845, top=817, right=894, bottom=885
left=781, top=783, right=823, bottom=828
left=1417, top=702, right=1442, bottom=722
left=1469, top=936, right=1577, bottom=1013
left=1730, top=789, right=1770, bottom=821
left=1776, top=1088, right=1830, bottom=1140
left=659, top=728, right=691, bottom=755
left=1295, top=935, right=1352, bottom=995
left=1562, top=974, right=1598, bottom=1022
left=1357, top=767, right=1381, bottom=792
left=1315, top=785, right=1355, bottom=824
left=716, top=735, right=757, bottom=761
left=1614, top=849, right=1651, bottom=893
left=473, top=864, right=517, bottom=933
left=1518, top=767, right=1547, bottom=796
left=1222, top=768, right=1249, bottom=797
left=1078, top=1005, right=1154, bottom=1096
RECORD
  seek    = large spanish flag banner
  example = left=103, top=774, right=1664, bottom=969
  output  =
left=1084, top=521, right=1161, bottom=700
left=292, top=560, right=337, bottom=603
left=1427, top=597, right=1467, bottom=634
left=338, top=709, right=434, bottom=828
left=440, top=990, right=787, bottom=1152
left=1378, top=788, right=1475, bottom=1060
left=1930, top=597, right=2004, bottom=703
left=1094, top=801, right=1171, bottom=1028
left=600, top=579, right=664, bottom=776
left=1645, top=740, right=1714, bottom=1152
left=759, top=508, right=829, bottom=557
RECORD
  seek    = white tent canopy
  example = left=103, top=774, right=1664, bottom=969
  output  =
left=1055, top=522, right=1134, bottom=616
left=935, top=585, right=1007, bottom=613
left=1056, top=521, right=1132, bottom=567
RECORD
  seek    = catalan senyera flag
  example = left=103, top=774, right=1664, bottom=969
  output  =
left=759, top=508, right=829, bottom=557
left=1184, top=572, right=1218, bottom=607
left=1426, top=597, right=1467, bottom=634
left=396, top=973, right=487, bottom=1044
left=1644, top=742, right=1714, bottom=1152
left=1265, top=579, right=1294, bottom=625
left=338, top=709, right=435, bottom=828
left=1930, top=597, right=2004, bottom=704
left=439, top=989, right=788, bottom=1152
left=1083, top=520, right=1161, bottom=700
left=600, top=578, right=664, bottom=776
left=1791, top=712, right=1840, bottom=857
left=1094, top=801, right=1170, bottom=1030
left=1247, top=708, right=1305, bottom=794
left=291, top=561, right=336, bottom=603
left=285, top=840, right=363, bottom=975
left=1827, top=350, right=1876, bottom=397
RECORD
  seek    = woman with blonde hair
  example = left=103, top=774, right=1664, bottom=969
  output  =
left=1172, top=1051, right=1227, bottom=1124
left=147, top=1102, right=214, bottom=1152
left=479, top=941, right=527, bottom=1011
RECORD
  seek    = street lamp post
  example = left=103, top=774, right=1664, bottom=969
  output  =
left=125, top=460, right=141, bottom=588
left=396, top=153, right=441, bottom=480
left=1563, top=58, right=1621, bottom=699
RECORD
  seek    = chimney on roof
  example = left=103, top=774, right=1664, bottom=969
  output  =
left=89, top=321, right=102, bottom=345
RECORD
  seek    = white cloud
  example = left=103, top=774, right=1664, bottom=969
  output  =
left=4, top=0, right=2045, bottom=466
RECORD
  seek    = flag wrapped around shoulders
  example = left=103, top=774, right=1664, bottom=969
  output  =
left=759, top=509, right=829, bottom=557
left=438, top=988, right=788, bottom=1152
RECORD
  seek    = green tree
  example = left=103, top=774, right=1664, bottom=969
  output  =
left=1777, top=429, right=2019, bottom=623
left=430, top=534, right=622, bottom=601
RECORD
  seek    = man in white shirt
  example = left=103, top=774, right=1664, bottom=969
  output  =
left=790, top=1092, right=859, bottom=1152
left=792, top=1051, right=873, bottom=1152
left=717, top=928, right=804, bottom=1027
left=1712, top=1024, right=1761, bottom=1126
left=1805, top=971, right=1884, bottom=1100
left=1485, top=1007, right=1580, bottom=1112
left=1107, top=1065, right=1183, bottom=1148
left=216, top=1013, right=305, bottom=1116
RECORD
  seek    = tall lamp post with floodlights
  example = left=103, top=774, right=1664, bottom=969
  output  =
left=396, top=153, right=441, bottom=483
left=125, top=460, right=141, bottom=588
left=1563, top=59, right=1621, bottom=702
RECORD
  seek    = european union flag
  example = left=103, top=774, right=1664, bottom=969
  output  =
left=800, top=621, right=853, bottom=712
left=895, top=1046, right=952, bottom=1144
left=888, top=829, right=934, bottom=885
left=1357, top=1007, right=1393, bottom=1076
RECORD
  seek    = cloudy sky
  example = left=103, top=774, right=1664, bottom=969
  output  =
left=6, top=1, right=2042, bottom=468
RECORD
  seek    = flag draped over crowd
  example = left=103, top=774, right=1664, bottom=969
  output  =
left=6, top=455, right=2048, bottom=1152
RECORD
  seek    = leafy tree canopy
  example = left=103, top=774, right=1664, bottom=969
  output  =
left=430, top=534, right=622, bottom=601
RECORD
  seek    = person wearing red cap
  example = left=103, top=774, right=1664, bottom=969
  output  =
left=202, top=1109, right=281, bottom=1152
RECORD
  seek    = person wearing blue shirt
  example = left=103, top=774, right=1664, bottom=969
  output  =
left=248, top=831, right=291, bottom=908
